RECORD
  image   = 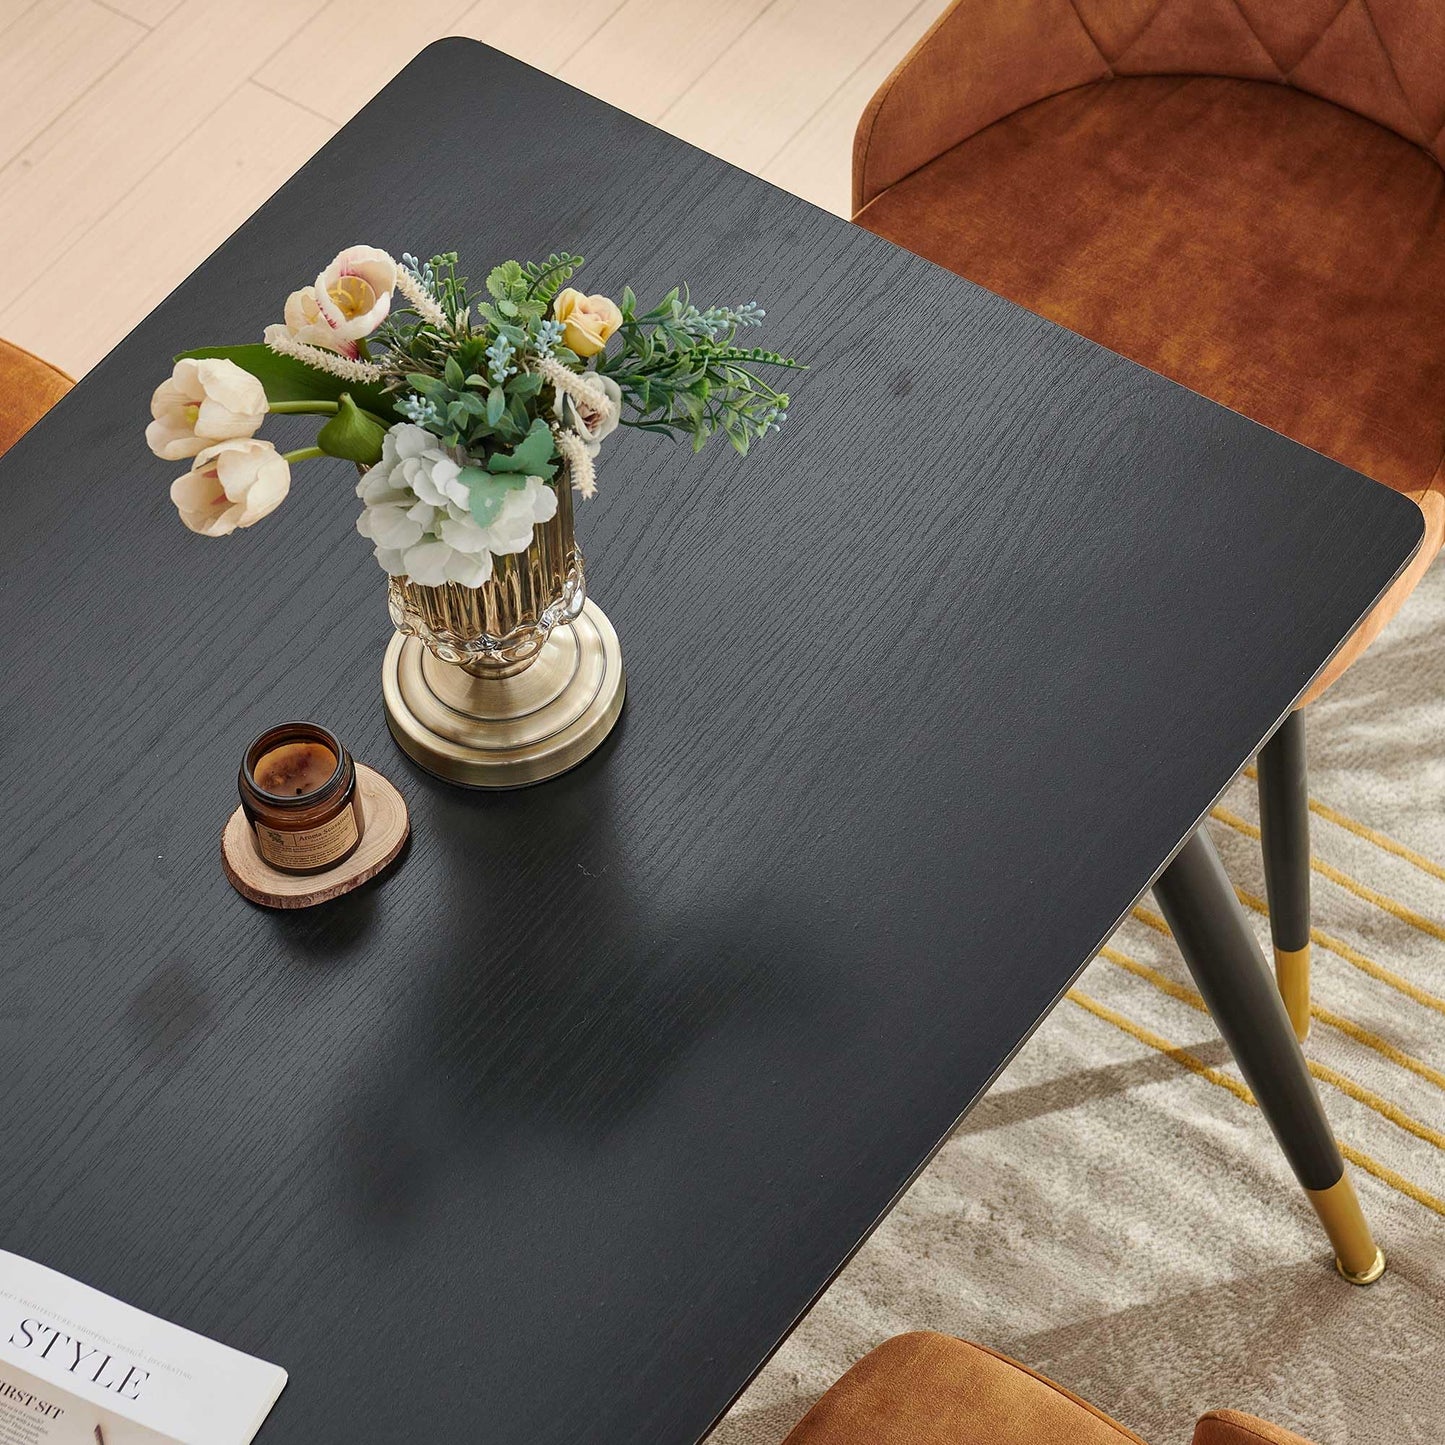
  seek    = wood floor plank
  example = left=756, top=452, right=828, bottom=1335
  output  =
left=96, top=0, right=185, bottom=23
left=762, top=0, right=947, bottom=214
left=254, top=0, right=477, bottom=125
left=0, top=0, right=42, bottom=35
left=0, top=83, right=335, bottom=376
left=0, top=0, right=329, bottom=314
left=0, top=1, right=898, bottom=367
left=555, top=0, right=776, bottom=122
left=0, top=0, right=145, bottom=166
left=452, top=0, right=629, bottom=74
left=660, top=0, right=927, bottom=174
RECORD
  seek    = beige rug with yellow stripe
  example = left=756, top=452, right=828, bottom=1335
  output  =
left=715, top=562, right=1445, bottom=1445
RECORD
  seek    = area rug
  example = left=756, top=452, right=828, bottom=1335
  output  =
left=714, top=560, right=1445, bottom=1445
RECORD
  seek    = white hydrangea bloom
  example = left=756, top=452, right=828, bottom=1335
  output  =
left=356, top=423, right=559, bottom=586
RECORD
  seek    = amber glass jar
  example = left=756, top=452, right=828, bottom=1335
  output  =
left=238, top=722, right=364, bottom=875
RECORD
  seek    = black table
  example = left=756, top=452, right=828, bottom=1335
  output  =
left=0, top=39, right=1422, bottom=1444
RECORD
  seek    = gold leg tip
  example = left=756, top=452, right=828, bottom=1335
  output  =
left=1335, top=1248, right=1386, bottom=1286
left=1275, top=945, right=1311, bottom=1045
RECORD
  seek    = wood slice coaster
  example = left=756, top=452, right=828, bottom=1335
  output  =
left=221, top=763, right=409, bottom=909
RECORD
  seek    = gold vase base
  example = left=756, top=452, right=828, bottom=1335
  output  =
left=381, top=599, right=625, bottom=789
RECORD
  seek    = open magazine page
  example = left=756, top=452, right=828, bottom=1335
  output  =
left=0, top=1253, right=285, bottom=1445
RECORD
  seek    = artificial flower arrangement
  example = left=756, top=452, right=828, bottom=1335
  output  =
left=145, top=245, right=801, bottom=587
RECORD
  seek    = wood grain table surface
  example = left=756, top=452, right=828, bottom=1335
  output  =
left=0, top=40, right=1424, bottom=1445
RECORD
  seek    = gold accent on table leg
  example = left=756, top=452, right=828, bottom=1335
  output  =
left=1306, top=1174, right=1386, bottom=1284
left=382, top=599, right=625, bottom=788
left=1275, top=944, right=1311, bottom=1043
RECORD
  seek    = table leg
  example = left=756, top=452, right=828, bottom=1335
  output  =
left=1257, top=710, right=1312, bottom=1041
left=1152, top=826, right=1385, bottom=1284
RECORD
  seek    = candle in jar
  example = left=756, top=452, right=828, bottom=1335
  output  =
left=238, top=722, right=364, bottom=875
left=253, top=740, right=338, bottom=797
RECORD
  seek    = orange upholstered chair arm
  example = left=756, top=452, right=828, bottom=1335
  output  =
left=1193, top=1409, right=1318, bottom=1445
left=852, top=0, right=1108, bottom=212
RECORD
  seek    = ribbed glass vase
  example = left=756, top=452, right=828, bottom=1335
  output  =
left=387, top=469, right=585, bottom=677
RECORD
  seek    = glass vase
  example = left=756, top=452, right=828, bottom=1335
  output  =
left=386, top=470, right=585, bottom=677
left=379, top=460, right=625, bottom=789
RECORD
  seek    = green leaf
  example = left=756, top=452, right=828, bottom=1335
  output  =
left=497, top=298, right=518, bottom=318
left=485, top=260, right=525, bottom=301
left=444, top=355, right=465, bottom=389
left=179, top=345, right=399, bottom=421
left=489, top=411, right=522, bottom=442
left=487, top=387, right=506, bottom=426
left=521, top=252, right=583, bottom=304
left=316, top=393, right=388, bottom=464
left=486, top=416, right=556, bottom=479
left=507, top=370, right=543, bottom=399
left=406, top=372, right=451, bottom=402
left=460, top=465, right=526, bottom=527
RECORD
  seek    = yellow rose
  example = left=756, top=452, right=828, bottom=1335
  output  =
left=552, top=288, right=622, bottom=358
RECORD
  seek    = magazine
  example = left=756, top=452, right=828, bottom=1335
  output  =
left=0, top=1251, right=286, bottom=1445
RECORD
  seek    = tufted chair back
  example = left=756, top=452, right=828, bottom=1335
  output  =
left=853, top=0, right=1445, bottom=209
left=1072, top=0, right=1445, bottom=163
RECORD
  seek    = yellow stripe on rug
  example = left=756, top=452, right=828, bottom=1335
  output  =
left=1211, top=806, right=1445, bottom=944
left=1066, top=989, right=1445, bottom=1218
left=1243, top=763, right=1445, bottom=886
left=1131, top=860, right=1445, bottom=1018
left=1097, top=946, right=1445, bottom=1150
left=1128, top=902, right=1445, bottom=1069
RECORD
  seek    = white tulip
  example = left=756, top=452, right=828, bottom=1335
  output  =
left=146, top=358, right=267, bottom=460
left=171, top=438, right=290, bottom=536
left=281, top=284, right=356, bottom=357
left=313, top=245, right=397, bottom=343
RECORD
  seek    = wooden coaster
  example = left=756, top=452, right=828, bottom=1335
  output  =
left=221, top=763, right=409, bottom=909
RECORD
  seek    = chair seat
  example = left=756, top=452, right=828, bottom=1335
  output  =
left=858, top=75, right=1445, bottom=698
left=0, top=336, right=71, bottom=457
left=780, top=1333, right=1147, bottom=1445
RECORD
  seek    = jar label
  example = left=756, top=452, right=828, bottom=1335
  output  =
left=253, top=803, right=359, bottom=872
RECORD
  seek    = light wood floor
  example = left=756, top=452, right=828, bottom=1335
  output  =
left=0, top=0, right=948, bottom=378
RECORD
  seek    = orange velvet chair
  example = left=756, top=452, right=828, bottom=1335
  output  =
left=1, top=337, right=71, bottom=458
left=854, top=0, right=1445, bottom=1037
left=782, top=1332, right=1315, bottom=1445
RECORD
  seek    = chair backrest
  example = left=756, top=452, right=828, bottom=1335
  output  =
left=1071, top=0, right=1445, bottom=165
left=853, top=0, right=1445, bottom=212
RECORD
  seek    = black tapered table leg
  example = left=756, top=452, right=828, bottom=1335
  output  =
left=1153, top=826, right=1384, bottom=1283
left=1258, top=710, right=1312, bottom=1041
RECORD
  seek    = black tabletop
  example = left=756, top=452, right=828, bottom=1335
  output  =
left=0, top=39, right=1423, bottom=1445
